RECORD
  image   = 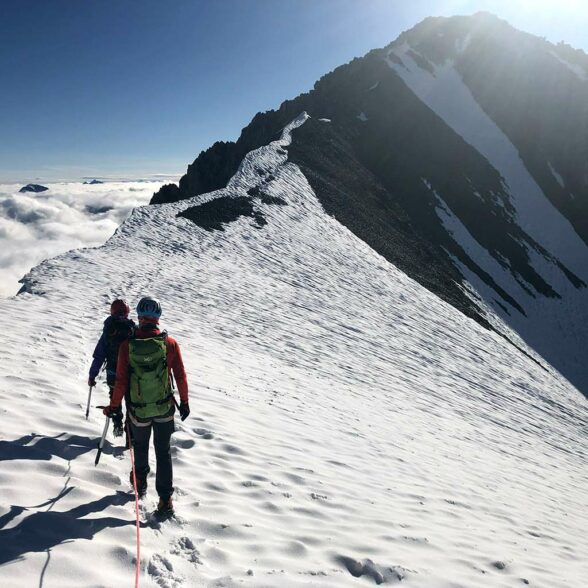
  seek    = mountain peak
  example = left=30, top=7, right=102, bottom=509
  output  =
left=151, top=13, right=588, bottom=395
left=388, top=11, right=520, bottom=66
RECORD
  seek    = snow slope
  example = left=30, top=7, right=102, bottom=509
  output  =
left=0, top=114, right=586, bottom=587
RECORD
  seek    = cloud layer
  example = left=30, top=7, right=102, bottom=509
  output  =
left=0, top=181, right=165, bottom=296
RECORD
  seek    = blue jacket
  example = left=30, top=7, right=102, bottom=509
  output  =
left=89, top=316, right=135, bottom=379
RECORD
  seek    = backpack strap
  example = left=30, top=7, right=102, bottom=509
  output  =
left=129, top=392, right=173, bottom=408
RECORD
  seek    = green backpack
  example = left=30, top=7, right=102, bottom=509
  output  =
left=128, top=334, right=172, bottom=419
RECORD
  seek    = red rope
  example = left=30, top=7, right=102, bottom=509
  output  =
left=127, top=422, right=141, bottom=588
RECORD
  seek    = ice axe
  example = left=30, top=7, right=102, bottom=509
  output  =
left=85, top=385, right=94, bottom=420
left=169, top=373, right=180, bottom=411
left=95, top=409, right=110, bottom=466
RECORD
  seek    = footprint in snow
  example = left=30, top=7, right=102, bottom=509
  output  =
left=173, top=438, right=195, bottom=449
left=335, top=555, right=408, bottom=584
left=170, top=536, right=202, bottom=566
left=148, top=553, right=183, bottom=588
left=221, top=443, right=246, bottom=455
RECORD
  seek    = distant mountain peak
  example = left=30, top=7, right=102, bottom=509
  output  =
left=19, top=183, right=48, bottom=193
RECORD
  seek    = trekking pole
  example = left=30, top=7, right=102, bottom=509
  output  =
left=85, top=385, right=94, bottom=420
left=95, top=415, right=110, bottom=466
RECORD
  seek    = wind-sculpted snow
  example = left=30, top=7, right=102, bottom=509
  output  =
left=0, top=114, right=586, bottom=587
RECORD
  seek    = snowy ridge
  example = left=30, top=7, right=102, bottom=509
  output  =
left=0, top=115, right=586, bottom=587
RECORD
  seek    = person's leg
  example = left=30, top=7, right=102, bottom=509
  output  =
left=153, top=419, right=175, bottom=501
left=107, top=380, right=124, bottom=437
left=130, top=421, right=152, bottom=485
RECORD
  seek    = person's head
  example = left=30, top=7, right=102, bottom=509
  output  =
left=136, top=296, right=162, bottom=324
left=110, top=298, right=130, bottom=318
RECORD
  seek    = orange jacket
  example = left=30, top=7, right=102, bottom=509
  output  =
left=110, top=324, right=189, bottom=408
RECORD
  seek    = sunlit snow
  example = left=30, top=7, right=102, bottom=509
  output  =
left=0, top=115, right=586, bottom=587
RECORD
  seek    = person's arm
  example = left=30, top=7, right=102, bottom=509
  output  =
left=110, top=341, right=130, bottom=408
left=169, top=339, right=189, bottom=404
left=88, top=333, right=106, bottom=382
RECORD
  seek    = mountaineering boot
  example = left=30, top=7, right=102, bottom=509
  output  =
left=156, top=496, right=174, bottom=518
left=129, top=470, right=148, bottom=497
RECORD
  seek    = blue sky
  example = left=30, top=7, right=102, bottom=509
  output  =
left=1, top=0, right=587, bottom=182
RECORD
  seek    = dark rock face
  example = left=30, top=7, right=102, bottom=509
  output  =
left=19, top=184, right=48, bottom=193
left=153, top=183, right=181, bottom=204
left=394, top=13, right=588, bottom=246
left=287, top=117, right=494, bottom=327
left=83, top=179, right=104, bottom=185
left=151, top=15, right=588, bottom=317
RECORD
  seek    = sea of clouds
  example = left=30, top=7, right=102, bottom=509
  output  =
left=0, top=181, right=167, bottom=297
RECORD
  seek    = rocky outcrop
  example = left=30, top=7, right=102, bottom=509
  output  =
left=19, top=184, right=48, bottom=193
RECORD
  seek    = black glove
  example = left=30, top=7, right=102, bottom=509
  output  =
left=88, top=377, right=96, bottom=387
left=112, top=408, right=124, bottom=437
left=179, top=402, right=190, bottom=421
left=103, top=404, right=121, bottom=418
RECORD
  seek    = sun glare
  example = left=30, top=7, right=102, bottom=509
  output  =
left=512, top=0, right=587, bottom=16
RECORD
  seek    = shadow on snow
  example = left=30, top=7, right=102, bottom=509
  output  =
left=0, top=432, right=120, bottom=462
left=0, top=490, right=136, bottom=566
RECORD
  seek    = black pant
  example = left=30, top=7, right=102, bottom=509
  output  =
left=108, top=386, right=132, bottom=443
left=131, top=419, right=175, bottom=500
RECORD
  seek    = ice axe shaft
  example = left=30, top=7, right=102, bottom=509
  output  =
left=169, top=375, right=180, bottom=410
left=85, top=385, right=94, bottom=420
left=95, top=416, right=110, bottom=466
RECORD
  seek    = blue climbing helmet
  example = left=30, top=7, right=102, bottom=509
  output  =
left=136, top=296, right=162, bottom=319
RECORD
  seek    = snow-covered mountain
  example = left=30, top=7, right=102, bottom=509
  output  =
left=1, top=13, right=587, bottom=588
left=154, top=12, right=588, bottom=397
left=1, top=113, right=586, bottom=587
